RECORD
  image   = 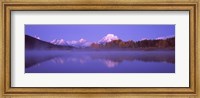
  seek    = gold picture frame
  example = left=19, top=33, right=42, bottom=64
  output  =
left=0, top=0, right=199, bottom=97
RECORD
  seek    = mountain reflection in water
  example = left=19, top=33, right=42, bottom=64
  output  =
left=25, top=50, right=175, bottom=73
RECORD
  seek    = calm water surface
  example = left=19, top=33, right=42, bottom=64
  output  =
left=25, top=50, right=175, bottom=73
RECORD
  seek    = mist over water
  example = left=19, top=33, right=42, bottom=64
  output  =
left=25, top=50, right=175, bottom=73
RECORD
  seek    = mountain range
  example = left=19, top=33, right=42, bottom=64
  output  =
left=26, top=34, right=175, bottom=50
left=50, top=38, right=91, bottom=47
left=50, top=34, right=118, bottom=47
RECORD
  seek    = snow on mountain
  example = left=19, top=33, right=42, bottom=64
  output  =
left=34, top=35, right=40, bottom=39
left=51, top=39, right=67, bottom=45
left=99, top=34, right=119, bottom=43
left=79, top=38, right=86, bottom=43
left=156, top=35, right=175, bottom=40
left=156, top=37, right=166, bottom=40
left=50, top=34, right=121, bottom=47
left=141, top=38, right=148, bottom=40
left=51, top=38, right=91, bottom=47
left=141, top=35, right=175, bottom=41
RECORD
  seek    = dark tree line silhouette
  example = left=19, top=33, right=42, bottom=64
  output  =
left=91, top=37, right=175, bottom=49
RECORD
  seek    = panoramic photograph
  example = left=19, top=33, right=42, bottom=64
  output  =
left=25, top=25, right=175, bottom=73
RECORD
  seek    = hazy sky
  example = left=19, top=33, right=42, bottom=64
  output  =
left=25, top=24, right=175, bottom=42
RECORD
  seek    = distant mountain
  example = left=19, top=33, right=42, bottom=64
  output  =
left=51, top=39, right=67, bottom=46
left=31, top=33, right=175, bottom=50
left=50, top=34, right=119, bottom=47
left=99, top=34, right=119, bottom=43
left=25, top=35, right=74, bottom=50
left=51, top=38, right=91, bottom=47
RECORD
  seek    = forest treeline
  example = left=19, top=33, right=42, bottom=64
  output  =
left=91, top=37, right=175, bottom=49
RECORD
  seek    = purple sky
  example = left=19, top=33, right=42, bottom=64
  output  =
left=25, top=25, right=175, bottom=42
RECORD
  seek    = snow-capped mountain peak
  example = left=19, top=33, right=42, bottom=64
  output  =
left=79, top=38, right=86, bottom=43
left=51, top=38, right=91, bottom=47
left=51, top=34, right=120, bottom=47
left=66, top=38, right=90, bottom=47
left=34, top=35, right=40, bottom=39
left=51, top=39, right=67, bottom=45
left=99, top=34, right=119, bottom=43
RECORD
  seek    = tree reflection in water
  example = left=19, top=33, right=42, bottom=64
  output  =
left=26, top=50, right=175, bottom=69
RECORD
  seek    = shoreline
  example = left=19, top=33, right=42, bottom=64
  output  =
left=26, top=47, right=175, bottom=52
